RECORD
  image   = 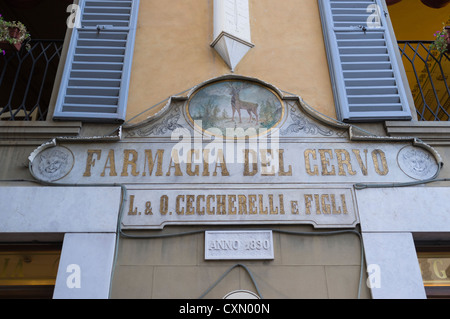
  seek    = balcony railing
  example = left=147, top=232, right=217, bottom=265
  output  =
left=0, top=39, right=448, bottom=123
left=398, top=41, right=450, bottom=121
left=0, top=40, right=63, bottom=121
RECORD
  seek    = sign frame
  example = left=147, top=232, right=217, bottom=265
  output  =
left=205, top=230, right=274, bottom=260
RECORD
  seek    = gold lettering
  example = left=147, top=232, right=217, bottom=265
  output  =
left=213, top=149, right=229, bottom=176
left=238, top=195, right=247, bottom=215
left=166, top=152, right=183, bottom=176
left=268, top=194, right=278, bottom=214
left=160, top=195, right=168, bottom=215
left=83, top=150, right=101, bottom=177
left=244, top=149, right=258, bottom=176
left=341, top=194, right=349, bottom=214
left=176, top=195, right=185, bottom=215
left=128, top=194, right=137, bottom=215
left=186, top=195, right=195, bottom=215
left=278, top=149, right=292, bottom=176
left=331, top=194, right=341, bottom=214
left=248, top=195, right=257, bottom=214
left=433, top=260, right=447, bottom=279
left=335, top=149, right=357, bottom=176
left=228, top=195, right=237, bottom=215
left=372, top=149, right=389, bottom=176
left=259, top=194, right=268, bottom=214
left=321, top=194, right=331, bottom=214
left=352, top=149, right=369, bottom=176
left=260, top=149, right=275, bottom=176
left=279, top=194, right=285, bottom=214
left=196, top=195, right=205, bottom=215
left=100, top=149, right=117, bottom=177
left=216, top=195, right=226, bottom=214
left=143, top=149, right=164, bottom=176
left=144, top=201, right=152, bottom=215
left=304, top=149, right=319, bottom=176
left=304, top=194, right=313, bottom=215
left=121, top=149, right=139, bottom=177
left=187, top=149, right=200, bottom=176
left=207, top=195, right=215, bottom=215
left=202, top=149, right=210, bottom=176
left=319, top=149, right=336, bottom=176
left=314, top=194, right=321, bottom=214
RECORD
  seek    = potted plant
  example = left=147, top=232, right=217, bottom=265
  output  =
left=0, top=14, right=31, bottom=55
left=430, top=24, right=450, bottom=55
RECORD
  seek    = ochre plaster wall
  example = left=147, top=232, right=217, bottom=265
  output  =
left=111, top=226, right=370, bottom=299
left=125, top=0, right=336, bottom=124
left=108, top=0, right=370, bottom=299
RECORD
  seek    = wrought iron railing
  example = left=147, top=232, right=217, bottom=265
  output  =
left=1, top=39, right=448, bottom=122
left=398, top=41, right=450, bottom=121
left=0, top=40, right=63, bottom=121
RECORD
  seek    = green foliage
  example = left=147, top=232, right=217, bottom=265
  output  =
left=191, top=98, right=221, bottom=131
left=430, top=23, right=449, bottom=55
left=259, top=100, right=280, bottom=128
left=0, top=14, right=31, bottom=55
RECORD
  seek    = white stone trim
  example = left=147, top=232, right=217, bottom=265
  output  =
left=362, top=232, right=426, bottom=299
left=53, top=233, right=117, bottom=299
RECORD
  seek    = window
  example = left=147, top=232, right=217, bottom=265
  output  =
left=387, top=0, right=450, bottom=121
left=52, top=0, right=140, bottom=123
left=0, top=244, right=61, bottom=299
left=417, top=247, right=450, bottom=298
left=0, top=0, right=69, bottom=121
left=318, top=0, right=413, bottom=122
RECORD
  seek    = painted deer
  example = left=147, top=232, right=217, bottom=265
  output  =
left=228, top=84, right=259, bottom=124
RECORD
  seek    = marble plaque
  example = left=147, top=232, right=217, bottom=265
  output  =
left=121, top=186, right=358, bottom=229
left=205, top=230, right=274, bottom=260
left=27, top=76, right=443, bottom=230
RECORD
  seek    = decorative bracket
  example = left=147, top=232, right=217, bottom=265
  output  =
left=211, top=0, right=254, bottom=72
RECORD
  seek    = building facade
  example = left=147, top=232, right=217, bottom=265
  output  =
left=0, top=0, right=449, bottom=299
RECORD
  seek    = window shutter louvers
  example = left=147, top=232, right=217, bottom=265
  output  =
left=318, top=0, right=412, bottom=122
left=53, top=0, right=139, bottom=122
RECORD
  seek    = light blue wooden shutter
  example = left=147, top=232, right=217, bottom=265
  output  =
left=318, top=0, right=412, bottom=122
left=53, top=0, right=140, bottom=122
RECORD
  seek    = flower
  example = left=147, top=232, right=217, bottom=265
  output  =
left=430, top=23, right=449, bottom=55
left=0, top=14, right=31, bottom=53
